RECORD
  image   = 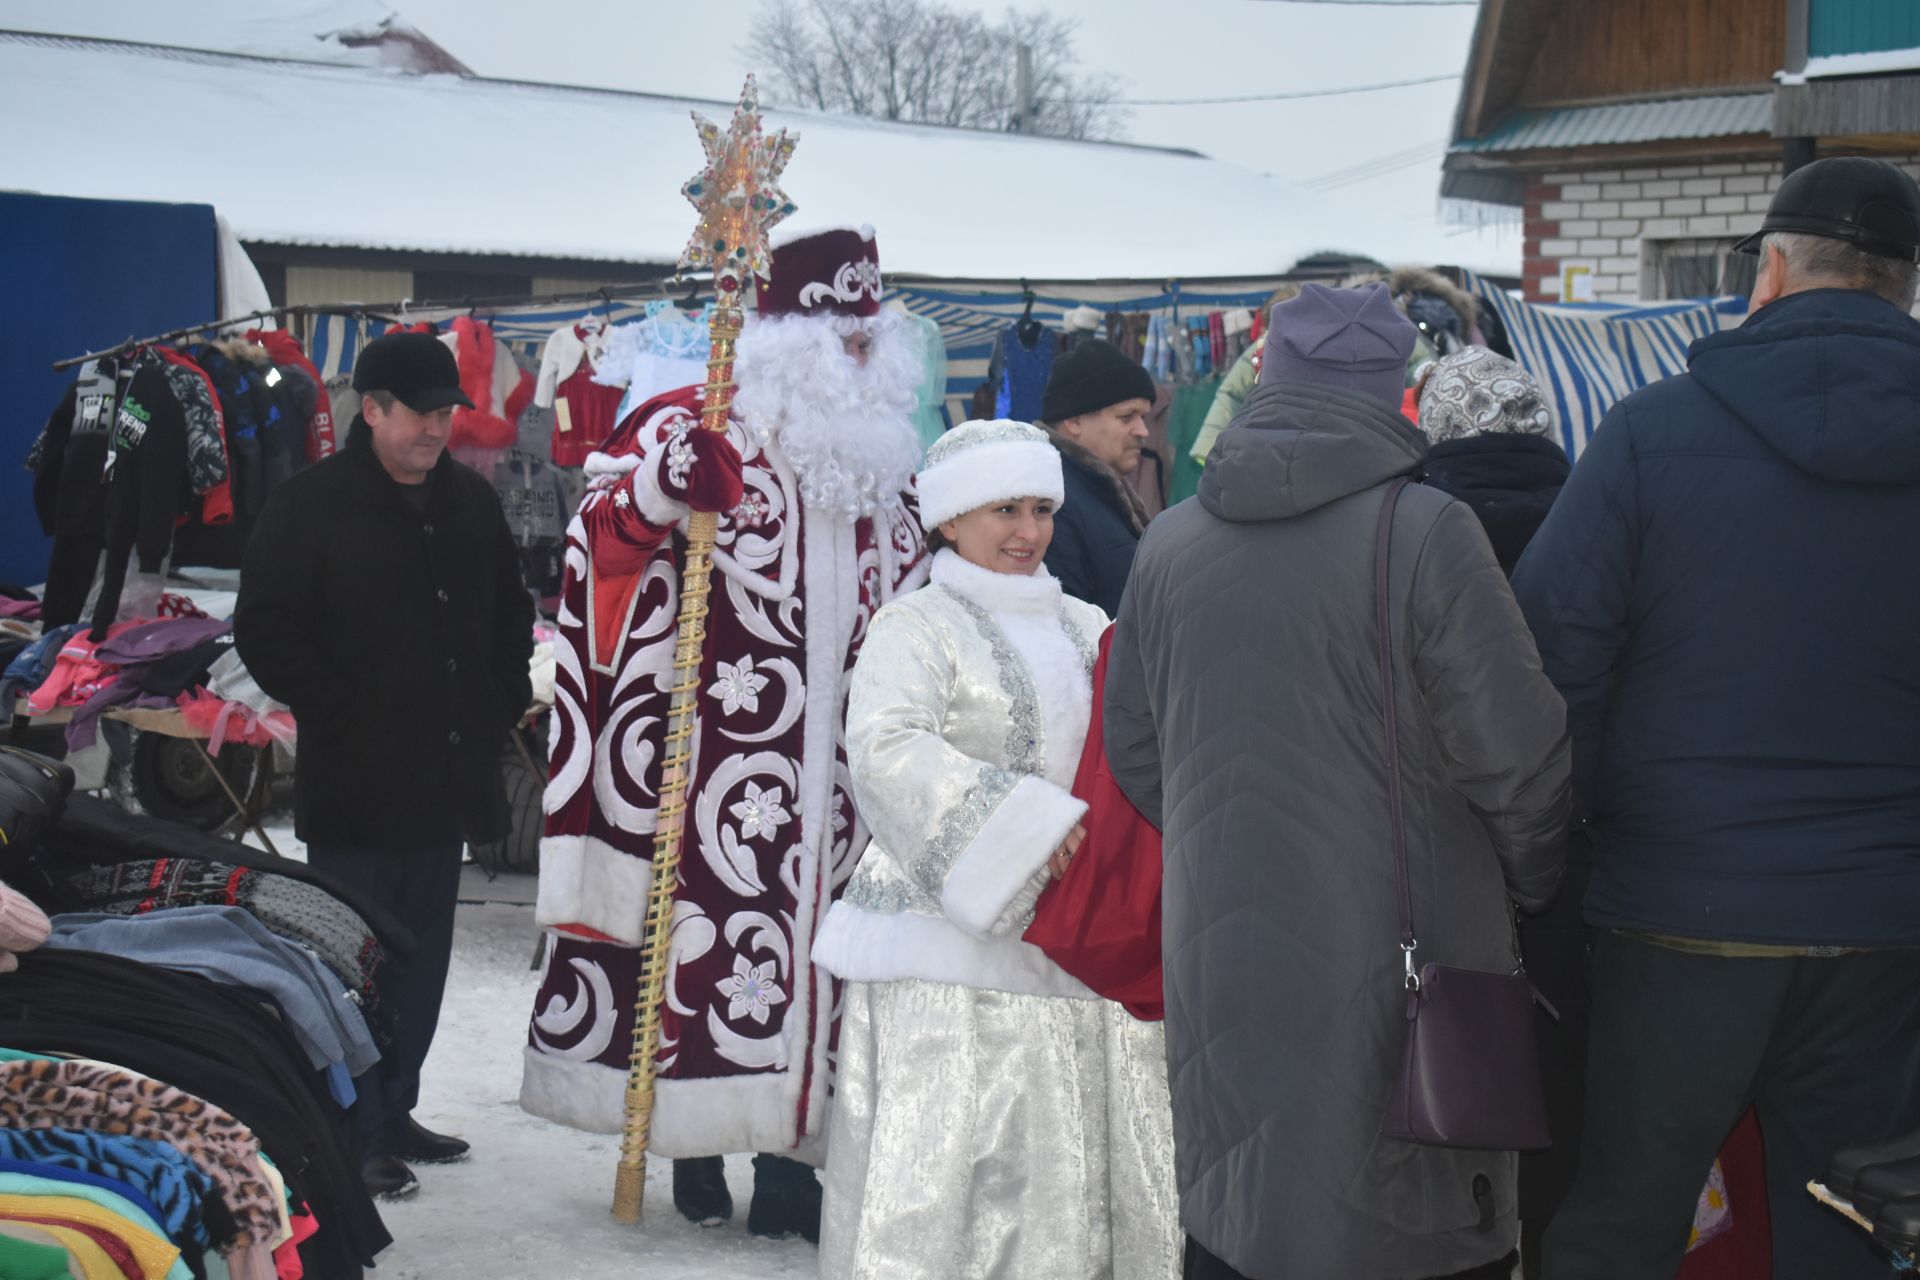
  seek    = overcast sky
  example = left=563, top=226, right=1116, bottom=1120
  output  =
left=396, top=0, right=1499, bottom=236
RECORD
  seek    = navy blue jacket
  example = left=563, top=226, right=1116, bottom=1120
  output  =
left=1512, top=289, right=1920, bottom=945
left=1044, top=442, right=1143, bottom=617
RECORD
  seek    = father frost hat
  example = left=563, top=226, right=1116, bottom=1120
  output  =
left=917, top=420, right=1066, bottom=531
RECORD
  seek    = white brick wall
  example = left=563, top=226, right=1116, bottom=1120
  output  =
left=1529, top=154, right=1920, bottom=303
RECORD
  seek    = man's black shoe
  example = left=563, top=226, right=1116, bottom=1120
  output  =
left=362, top=1154, right=419, bottom=1201
left=394, top=1116, right=470, bottom=1165
left=747, top=1153, right=821, bottom=1244
left=673, top=1155, right=734, bottom=1226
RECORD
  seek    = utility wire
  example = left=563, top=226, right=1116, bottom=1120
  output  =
left=1049, top=72, right=1459, bottom=107
left=1300, top=140, right=1450, bottom=191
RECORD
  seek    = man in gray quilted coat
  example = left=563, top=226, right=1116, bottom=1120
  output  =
left=1105, top=283, right=1570, bottom=1280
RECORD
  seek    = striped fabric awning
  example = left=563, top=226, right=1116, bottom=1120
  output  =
left=1464, top=273, right=1747, bottom=457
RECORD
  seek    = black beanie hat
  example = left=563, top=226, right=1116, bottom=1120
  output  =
left=1040, top=338, right=1158, bottom=424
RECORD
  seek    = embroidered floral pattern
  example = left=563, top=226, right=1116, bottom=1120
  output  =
left=731, top=492, right=770, bottom=528
left=729, top=781, right=791, bottom=841
left=713, top=657, right=772, bottom=715
left=715, top=954, right=787, bottom=1025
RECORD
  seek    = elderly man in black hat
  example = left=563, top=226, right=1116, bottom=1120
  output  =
left=1038, top=338, right=1158, bottom=614
left=1513, top=157, right=1920, bottom=1279
left=236, top=331, right=534, bottom=1201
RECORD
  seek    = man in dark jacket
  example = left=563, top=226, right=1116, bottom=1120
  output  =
left=1039, top=338, right=1155, bottom=614
left=1514, top=157, right=1920, bottom=1280
left=235, top=331, right=533, bottom=1200
left=1106, top=284, right=1569, bottom=1279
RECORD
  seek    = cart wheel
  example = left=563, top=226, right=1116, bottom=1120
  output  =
left=471, top=741, right=544, bottom=876
left=108, top=731, right=268, bottom=836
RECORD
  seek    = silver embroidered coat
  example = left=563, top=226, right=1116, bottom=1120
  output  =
left=815, top=550, right=1181, bottom=1279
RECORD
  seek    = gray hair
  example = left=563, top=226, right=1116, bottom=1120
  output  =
left=1763, top=230, right=1919, bottom=311
left=362, top=389, right=397, bottom=412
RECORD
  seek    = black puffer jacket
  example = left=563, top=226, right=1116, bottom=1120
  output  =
left=235, top=418, right=533, bottom=851
left=1422, top=432, right=1570, bottom=576
left=1105, top=376, right=1569, bottom=1278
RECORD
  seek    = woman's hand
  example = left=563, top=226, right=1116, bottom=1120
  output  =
left=1048, top=823, right=1087, bottom=880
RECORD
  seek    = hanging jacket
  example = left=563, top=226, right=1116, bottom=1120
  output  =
left=185, top=343, right=267, bottom=520
left=153, top=348, right=232, bottom=526
left=245, top=328, right=336, bottom=460
left=440, top=317, right=535, bottom=454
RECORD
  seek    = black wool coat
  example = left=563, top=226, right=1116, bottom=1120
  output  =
left=235, top=418, right=534, bottom=851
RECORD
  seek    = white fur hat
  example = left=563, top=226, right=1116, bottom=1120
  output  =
left=917, top=420, right=1065, bottom=531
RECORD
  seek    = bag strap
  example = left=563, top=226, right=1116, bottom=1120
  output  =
left=1372, top=477, right=1419, bottom=991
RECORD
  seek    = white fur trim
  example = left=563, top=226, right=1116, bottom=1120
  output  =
left=583, top=450, right=642, bottom=479
left=769, top=222, right=876, bottom=250
left=517, top=1048, right=826, bottom=1164
left=631, top=447, right=690, bottom=529
left=918, top=438, right=1066, bottom=531
left=812, top=901, right=1099, bottom=999
left=929, top=547, right=1063, bottom=616
left=518, top=1047, right=625, bottom=1133
left=995, top=610, right=1095, bottom=789
left=940, top=774, right=1087, bottom=936
left=536, top=833, right=652, bottom=947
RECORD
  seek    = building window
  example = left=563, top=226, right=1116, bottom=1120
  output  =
left=1645, top=238, right=1759, bottom=300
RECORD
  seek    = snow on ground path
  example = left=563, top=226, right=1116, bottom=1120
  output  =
left=371, top=898, right=820, bottom=1279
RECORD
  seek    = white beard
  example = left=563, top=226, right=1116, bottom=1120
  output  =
left=733, top=309, right=926, bottom=521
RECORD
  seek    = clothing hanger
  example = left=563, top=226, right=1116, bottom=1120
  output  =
left=675, top=278, right=705, bottom=314
left=1016, top=280, right=1044, bottom=347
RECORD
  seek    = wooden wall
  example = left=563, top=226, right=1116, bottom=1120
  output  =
left=1514, top=0, right=1785, bottom=106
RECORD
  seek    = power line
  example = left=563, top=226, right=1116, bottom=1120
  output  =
left=1049, top=72, right=1460, bottom=108
left=1300, top=140, right=1450, bottom=191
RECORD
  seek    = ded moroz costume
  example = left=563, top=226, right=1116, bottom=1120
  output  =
left=521, top=227, right=929, bottom=1219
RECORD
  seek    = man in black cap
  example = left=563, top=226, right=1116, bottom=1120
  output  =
left=236, top=331, right=534, bottom=1200
left=1513, top=156, right=1920, bottom=1279
left=1038, top=337, right=1158, bottom=614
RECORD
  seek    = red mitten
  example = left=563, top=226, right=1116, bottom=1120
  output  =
left=658, top=425, right=746, bottom=514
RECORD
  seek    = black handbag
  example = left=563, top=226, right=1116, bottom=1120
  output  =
left=1370, top=478, right=1556, bottom=1152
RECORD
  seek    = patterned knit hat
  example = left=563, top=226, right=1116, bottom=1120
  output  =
left=917, top=420, right=1065, bottom=531
left=1417, top=347, right=1556, bottom=444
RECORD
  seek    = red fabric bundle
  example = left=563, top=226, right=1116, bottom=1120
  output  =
left=1023, top=626, right=1166, bottom=1020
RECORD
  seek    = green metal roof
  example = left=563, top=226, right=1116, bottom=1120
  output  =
left=1452, top=93, right=1773, bottom=153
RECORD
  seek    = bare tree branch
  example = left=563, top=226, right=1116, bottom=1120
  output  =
left=743, top=0, right=1130, bottom=141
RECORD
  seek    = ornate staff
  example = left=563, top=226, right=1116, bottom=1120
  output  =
left=612, top=76, right=797, bottom=1225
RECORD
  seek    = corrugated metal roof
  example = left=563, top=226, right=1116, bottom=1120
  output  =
left=1453, top=93, right=1773, bottom=153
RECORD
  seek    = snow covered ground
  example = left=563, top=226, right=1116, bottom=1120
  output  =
left=243, top=824, right=819, bottom=1278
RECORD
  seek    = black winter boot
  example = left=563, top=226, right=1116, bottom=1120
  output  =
left=747, top=1153, right=821, bottom=1244
left=672, top=1155, right=733, bottom=1226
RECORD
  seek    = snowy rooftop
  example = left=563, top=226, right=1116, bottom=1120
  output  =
left=0, top=0, right=468, bottom=71
left=0, top=30, right=1518, bottom=279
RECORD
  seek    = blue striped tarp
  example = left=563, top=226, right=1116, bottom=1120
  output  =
left=1464, top=273, right=1747, bottom=457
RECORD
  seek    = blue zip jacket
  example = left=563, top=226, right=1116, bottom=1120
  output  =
left=1512, top=287, right=1920, bottom=945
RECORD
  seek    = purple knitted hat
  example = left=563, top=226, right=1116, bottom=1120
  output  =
left=1264, top=283, right=1418, bottom=407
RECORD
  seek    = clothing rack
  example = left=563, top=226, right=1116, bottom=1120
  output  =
left=52, top=277, right=708, bottom=372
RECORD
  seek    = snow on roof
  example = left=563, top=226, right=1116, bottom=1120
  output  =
left=0, top=32, right=1517, bottom=279
left=1778, top=46, right=1920, bottom=86
left=0, top=0, right=465, bottom=71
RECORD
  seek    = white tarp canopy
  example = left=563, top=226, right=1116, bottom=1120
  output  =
left=0, top=30, right=1518, bottom=280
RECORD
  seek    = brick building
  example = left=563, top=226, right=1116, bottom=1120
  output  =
left=1443, top=0, right=1920, bottom=303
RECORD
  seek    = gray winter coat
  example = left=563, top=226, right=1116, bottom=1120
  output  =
left=1105, top=375, right=1570, bottom=1279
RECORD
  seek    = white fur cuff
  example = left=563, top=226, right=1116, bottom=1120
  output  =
left=939, top=774, right=1087, bottom=937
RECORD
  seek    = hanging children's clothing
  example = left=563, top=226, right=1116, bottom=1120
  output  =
left=904, top=311, right=949, bottom=457
left=598, top=301, right=713, bottom=428
left=535, top=321, right=625, bottom=468
left=439, top=317, right=535, bottom=471
left=29, top=359, right=122, bottom=628
left=991, top=321, right=1055, bottom=422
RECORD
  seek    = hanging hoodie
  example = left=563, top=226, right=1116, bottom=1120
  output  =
left=152, top=348, right=232, bottom=527
left=91, top=353, right=191, bottom=637
left=30, top=359, right=121, bottom=627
